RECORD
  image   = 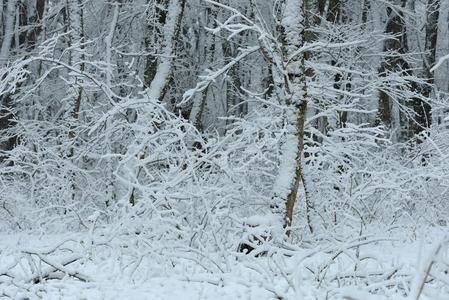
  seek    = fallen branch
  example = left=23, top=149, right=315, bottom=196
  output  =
left=22, top=252, right=90, bottom=283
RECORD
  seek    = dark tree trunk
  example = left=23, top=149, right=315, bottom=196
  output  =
left=410, top=0, right=439, bottom=137
left=144, top=0, right=168, bottom=88
left=361, top=0, right=370, bottom=24
left=377, top=0, right=410, bottom=135
left=0, top=0, right=46, bottom=154
left=327, top=0, right=341, bottom=23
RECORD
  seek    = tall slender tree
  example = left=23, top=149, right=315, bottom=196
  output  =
left=410, top=0, right=440, bottom=137
left=278, top=0, right=308, bottom=236
left=377, top=0, right=410, bottom=140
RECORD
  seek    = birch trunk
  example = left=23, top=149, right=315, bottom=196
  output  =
left=272, top=0, right=308, bottom=237
left=0, top=0, right=16, bottom=65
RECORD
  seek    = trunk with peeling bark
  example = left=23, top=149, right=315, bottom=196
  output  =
left=274, top=0, right=308, bottom=237
left=284, top=101, right=307, bottom=237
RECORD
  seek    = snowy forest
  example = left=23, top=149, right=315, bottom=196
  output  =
left=1, top=0, right=449, bottom=299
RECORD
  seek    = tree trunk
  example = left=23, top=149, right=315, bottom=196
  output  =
left=0, top=0, right=16, bottom=64
left=27, top=0, right=45, bottom=48
left=327, top=0, right=340, bottom=23
left=410, top=0, right=439, bottom=137
left=64, top=0, right=85, bottom=121
left=143, top=0, right=186, bottom=100
left=273, top=0, right=308, bottom=237
left=129, top=0, right=186, bottom=205
left=104, top=2, right=120, bottom=207
left=361, top=0, right=370, bottom=25
left=284, top=101, right=307, bottom=237
left=0, top=0, right=46, bottom=154
left=188, top=8, right=218, bottom=133
left=0, top=0, right=17, bottom=153
left=144, top=0, right=168, bottom=88
left=378, top=0, right=410, bottom=139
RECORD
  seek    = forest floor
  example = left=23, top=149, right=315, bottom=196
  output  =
left=0, top=225, right=448, bottom=300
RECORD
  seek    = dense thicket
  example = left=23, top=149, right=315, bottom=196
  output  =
left=0, top=0, right=449, bottom=276
left=2, top=0, right=449, bottom=298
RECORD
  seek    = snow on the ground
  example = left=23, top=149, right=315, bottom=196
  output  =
left=0, top=225, right=448, bottom=300
left=1, top=277, right=271, bottom=300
